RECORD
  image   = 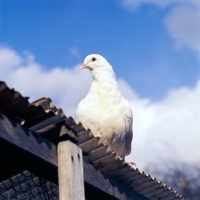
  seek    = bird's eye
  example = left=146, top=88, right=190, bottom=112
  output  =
left=92, top=57, right=96, bottom=62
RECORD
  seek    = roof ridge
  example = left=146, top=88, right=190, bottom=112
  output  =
left=0, top=81, right=184, bottom=199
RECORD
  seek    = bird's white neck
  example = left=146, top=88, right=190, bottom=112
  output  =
left=91, top=68, right=116, bottom=82
left=89, top=69, right=120, bottom=95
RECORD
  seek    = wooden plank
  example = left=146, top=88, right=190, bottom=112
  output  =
left=58, top=141, right=84, bottom=200
left=0, top=157, right=23, bottom=181
left=0, top=113, right=58, bottom=183
left=38, top=123, right=78, bottom=144
left=0, top=113, right=148, bottom=200
left=83, top=162, right=148, bottom=200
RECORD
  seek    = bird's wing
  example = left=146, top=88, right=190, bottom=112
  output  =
left=76, top=99, right=87, bottom=124
left=122, top=100, right=133, bottom=157
left=76, top=96, right=101, bottom=137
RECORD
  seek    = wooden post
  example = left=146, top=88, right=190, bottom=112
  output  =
left=58, top=140, right=85, bottom=200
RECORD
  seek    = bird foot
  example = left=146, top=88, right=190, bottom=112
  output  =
left=126, top=162, right=136, bottom=167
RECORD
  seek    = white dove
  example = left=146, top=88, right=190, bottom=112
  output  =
left=76, top=54, right=133, bottom=161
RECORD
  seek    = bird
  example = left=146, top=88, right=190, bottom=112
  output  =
left=76, top=54, right=133, bottom=161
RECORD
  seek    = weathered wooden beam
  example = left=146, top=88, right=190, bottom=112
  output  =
left=0, top=113, right=58, bottom=183
left=0, top=113, right=147, bottom=200
left=58, top=141, right=85, bottom=200
left=84, top=162, right=148, bottom=200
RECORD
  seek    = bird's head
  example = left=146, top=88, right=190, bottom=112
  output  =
left=80, top=54, right=115, bottom=80
left=80, top=54, right=111, bottom=71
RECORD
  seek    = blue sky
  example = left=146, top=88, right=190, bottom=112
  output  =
left=1, top=0, right=199, bottom=100
left=0, top=0, right=200, bottom=170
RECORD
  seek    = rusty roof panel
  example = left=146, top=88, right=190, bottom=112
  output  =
left=100, top=160, right=126, bottom=174
left=159, top=188, right=174, bottom=198
left=146, top=186, right=169, bottom=198
left=77, top=130, right=95, bottom=145
left=0, top=81, right=78, bottom=144
left=71, top=123, right=85, bottom=133
left=124, top=175, right=152, bottom=188
left=141, top=181, right=162, bottom=195
left=108, top=165, right=134, bottom=177
left=117, top=169, right=142, bottom=182
left=79, top=137, right=104, bottom=152
left=134, top=178, right=157, bottom=192
left=92, top=153, right=119, bottom=169
left=29, top=108, right=66, bottom=131
left=0, top=81, right=183, bottom=199
left=88, top=145, right=112, bottom=163
left=0, top=81, right=8, bottom=93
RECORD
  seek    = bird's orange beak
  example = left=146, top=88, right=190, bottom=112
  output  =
left=80, top=64, right=87, bottom=70
left=80, top=62, right=89, bottom=70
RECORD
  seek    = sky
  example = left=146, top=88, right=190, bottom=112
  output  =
left=0, top=0, right=200, bottom=171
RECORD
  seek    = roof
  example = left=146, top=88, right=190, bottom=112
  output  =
left=0, top=81, right=184, bottom=199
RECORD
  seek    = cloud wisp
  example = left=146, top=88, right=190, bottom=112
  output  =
left=122, top=0, right=200, bottom=58
left=122, top=79, right=200, bottom=169
left=1, top=46, right=200, bottom=170
left=0, top=46, right=92, bottom=116
left=122, top=0, right=184, bottom=10
left=164, top=1, right=200, bottom=58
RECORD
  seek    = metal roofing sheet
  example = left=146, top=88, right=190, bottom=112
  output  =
left=0, top=81, right=184, bottom=199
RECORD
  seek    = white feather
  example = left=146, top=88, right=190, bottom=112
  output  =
left=76, top=54, right=133, bottom=158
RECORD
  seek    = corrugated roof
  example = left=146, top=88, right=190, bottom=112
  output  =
left=0, top=81, right=184, bottom=199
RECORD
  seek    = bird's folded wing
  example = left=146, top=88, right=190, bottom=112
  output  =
left=123, top=100, right=133, bottom=157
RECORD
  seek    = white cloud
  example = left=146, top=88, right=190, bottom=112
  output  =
left=164, top=2, right=200, bottom=57
left=0, top=46, right=92, bottom=117
left=122, top=0, right=200, bottom=58
left=69, top=45, right=81, bottom=59
left=125, top=80, right=200, bottom=170
left=122, top=0, right=186, bottom=11
left=1, top=46, right=200, bottom=171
